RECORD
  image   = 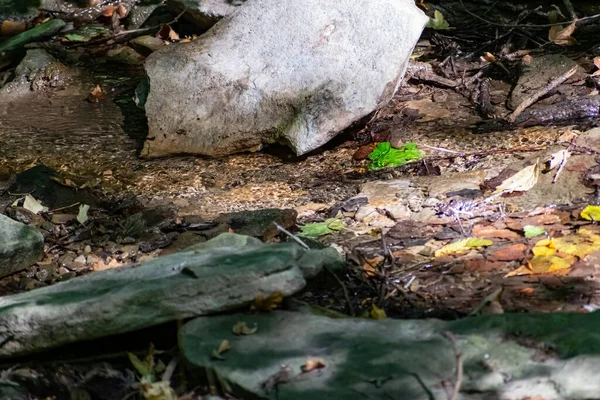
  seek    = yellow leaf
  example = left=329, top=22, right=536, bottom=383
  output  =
left=250, top=291, right=284, bottom=313
left=581, top=205, right=600, bottom=221
left=465, top=238, right=493, bottom=247
left=435, top=237, right=492, bottom=257
left=531, top=239, right=556, bottom=257
left=370, top=304, right=387, bottom=320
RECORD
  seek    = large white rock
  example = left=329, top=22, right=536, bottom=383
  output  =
left=142, top=0, right=427, bottom=157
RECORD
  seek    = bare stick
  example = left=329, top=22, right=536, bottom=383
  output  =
left=273, top=222, right=309, bottom=249
left=442, top=332, right=463, bottom=400
left=507, top=65, right=578, bottom=123
left=458, top=0, right=600, bottom=28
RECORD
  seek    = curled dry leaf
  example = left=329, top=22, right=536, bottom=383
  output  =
left=116, top=3, right=129, bottom=18
left=157, top=25, right=180, bottom=42
left=101, top=5, right=117, bottom=17
left=491, top=161, right=539, bottom=197
left=480, top=52, right=496, bottom=63
left=370, top=304, right=387, bottom=320
left=434, top=237, right=493, bottom=257
left=548, top=21, right=577, bottom=46
left=0, top=20, right=27, bottom=36
left=211, top=340, right=230, bottom=360
left=232, top=321, right=258, bottom=336
left=23, top=195, right=48, bottom=214
left=301, top=358, right=326, bottom=373
left=250, top=291, right=283, bottom=313
left=592, top=56, right=600, bottom=77
left=88, top=85, right=106, bottom=103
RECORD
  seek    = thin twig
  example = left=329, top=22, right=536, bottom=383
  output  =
left=507, top=64, right=578, bottom=123
left=273, top=222, right=309, bottom=249
left=325, top=265, right=355, bottom=317
left=442, top=332, right=463, bottom=400
left=419, top=144, right=462, bottom=154
left=68, top=9, right=187, bottom=48
left=50, top=202, right=81, bottom=213
left=273, top=221, right=354, bottom=315
left=458, top=0, right=600, bottom=28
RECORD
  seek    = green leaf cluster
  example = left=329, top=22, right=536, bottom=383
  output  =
left=368, top=142, right=424, bottom=171
left=299, top=218, right=345, bottom=239
left=426, top=10, right=451, bottom=30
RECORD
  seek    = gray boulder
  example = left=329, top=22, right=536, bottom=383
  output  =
left=0, top=214, right=43, bottom=278
left=142, top=0, right=427, bottom=158
left=0, top=233, right=341, bottom=357
left=181, top=311, right=600, bottom=400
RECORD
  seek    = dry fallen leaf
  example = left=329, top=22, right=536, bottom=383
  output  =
left=435, top=237, right=493, bottom=257
left=101, top=5, right=117, bottom=17
left=157, top=25, right=180, bottom=42
left=480, top=52, right=497, bottom=63
left=232, top=321, right=258, bottom=336
left=363, top=256, right=383, bottom=278
left=592, top=56, right=600, bottom=77
left=506, top=228, right=600, bottom=277
left=0, top=20, right=27, bottom=36
left=548, top=21, right=577, bottom=46
left=23, top=195, right=48, bottom=214
left=250, top=291, right=283, bottom=313
left=581, top=205, right=600, bottom=221
left=211, top=340, right=231, bottom=360
left=491, top=161, right=540, bottom=197
left=116, top=3, right=129, bottom=18
left=88, top=85, right=106, bottom=103
left=370, top=304, right=387, bottom=320
left=301, top=358, right=326, bottom=373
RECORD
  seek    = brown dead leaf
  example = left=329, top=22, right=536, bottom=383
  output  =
left=519, top=287, right=535, bottom=295
left=157, top=25, right=180, bottom=42
left=593, top=56, right=600, bottom=77
left=353, top=143, right=376, bottom=160
left=301, top=358, right=326, bottom=373
left=548, top=21, right=577, bottom=46
left=363, top=256, right=383, bottom=277
left=486, top=243, right=528, bottom=262
left=49, top=175, right=79, bottom=189
left=472, top=225, right=521, bottom=241
left=101, top=5, right=117, bottom=17
left=88, top=85, right=106, bottom=103
left=480, top=52, right=496, bottom=63
left=0, top=20, right=27, bottom=36
left=116, top=3, right=129, bottom=18
left=250, top=291, right=283, bottom=313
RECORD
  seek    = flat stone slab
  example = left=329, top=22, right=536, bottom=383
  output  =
left=0, top=214, right=43, bottom=278
left=0, top=233, right=340, bottom=357
left=181, top=310, right=600, bottom=400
